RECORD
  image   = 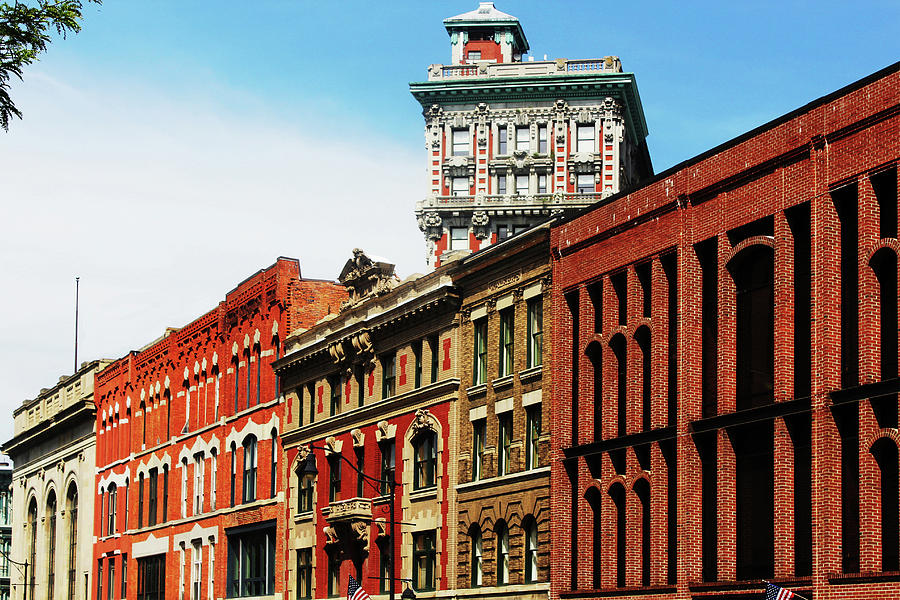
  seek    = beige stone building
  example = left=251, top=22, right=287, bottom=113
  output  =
left=3, top=360, right=111, bottom=600
left=451, top=224, right=551, bottom=600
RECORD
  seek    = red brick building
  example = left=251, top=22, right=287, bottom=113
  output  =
left=549, top=63, right=900, bottom=599
left=92, top=258, right=344, bottom=600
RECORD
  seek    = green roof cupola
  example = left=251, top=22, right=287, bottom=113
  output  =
left=443, top=2, right=529, bottom=65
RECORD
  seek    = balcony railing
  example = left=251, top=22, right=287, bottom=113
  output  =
left=430, top=57, right=622, bottom=82
left=324, top=497, right=373, bottom=524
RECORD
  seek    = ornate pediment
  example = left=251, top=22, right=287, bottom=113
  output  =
left=411, top=408, right=437, bottom=438
left=338, top=249, right=398, bottom=312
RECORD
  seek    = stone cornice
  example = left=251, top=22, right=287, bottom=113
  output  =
left=282, top=378, right=460, bottom=445
left=3, top=399, right=95, bottom=457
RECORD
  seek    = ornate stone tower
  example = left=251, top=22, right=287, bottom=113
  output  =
left=411, top=2, right=653, bottom=268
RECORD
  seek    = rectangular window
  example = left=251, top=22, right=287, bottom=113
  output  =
left=473, top=318, right=487, bottom=385
left=413, top=433, right=437, bottom=490
left=380, top=441, right=395, bottom=496
left=497, top=173, right=507, bottom=195
left=210, top=452, right=217, bottom=510
left=515, top=126, right=530, bottom=152
left=327, top=553, right=340, bottom=598
left=356, top=449, right=365, bottom=498
left=576, top=124, right=595, bottom=153
left=515, top=174, right=529, bottom=195
left=538, top=125, right=548, bottom=153
left=413, top=340, right=423, bottom=388
left=242, top=438, right=257, bottom=504
left=329, top=375, right=341, bottom=417
left=162, top=467, right=168, bottom=523
left=497, top=225, right=510, bottom=240
left=191, top=542, right=201, bottom=600
left=296, top=550, right=312, bottom=600
left=467, top=50, right=481, bottom=62
left=525, top=406, right=541, bottom=470
left=136, top=554, right=165, bottom=600
left=381, top=354, right=396, bottom=398
left=450, top=227, right=469, bottom=251
left=577, top=173, right=594, bottom=194
left=451, top=176, right=469, bottom=197
left=429, top=335, right=440, bottom=384
left=226, top=524, right=275, bottom=598
left=498, top=414, right=513, bottom=475
left=497, top=128, right=507, bottom=155
left=181, top=459, right=188, bottom=518
left=107, top=556, right=115, bottom=600
left=537, top=174, right=547, bottom=194
left=527, top=298, right=543, bottom=368
left=499, top=308, right=514, bottom=377
left=452, top=129, right=469, bottom=157
left=307, top=383, right=315, bottom=425
left=355, top=365, right=365, bottom=408
left=147, top=469, right=158, bottom=527
left=328, top=457, right=341, bottom=503
left=378, top=539, right=391, bottom=594
left=472, top=419, right=485, bottom=481
left=412, top=532, right=436, bottom=592
left=121, top=554, right=127, bottom=599
left=298, top=474, right=314, bottom=513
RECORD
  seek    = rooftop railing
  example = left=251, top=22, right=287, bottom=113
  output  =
left=419, top=191, right=606, bottom=211
left=430, top=57, right=622, bottom=82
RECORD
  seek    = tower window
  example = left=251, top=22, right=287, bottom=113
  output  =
left=467, top=51, right=481, bottom=62
left=452, top=129, right=469, bottom=156
left=516, top=174, right=529, bottom=195
left=452, top=176, right=469, bottom=197
left=497, top=128, right=508, bottom=155
left=450, top=227, right=469, bottom=251
left=538, top=126, right=548, bottom=153
left=515, top=126, right=530, bottom=152
left=496, top=173, right=507, bottom=195
left=577, top=174, right=594, bottom=194
left=576, top=124, right=595, bottom=153
left=537, top=173, right=547, bottom=194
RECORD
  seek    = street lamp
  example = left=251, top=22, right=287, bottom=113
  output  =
left=301, top=446, right=403, bottom=600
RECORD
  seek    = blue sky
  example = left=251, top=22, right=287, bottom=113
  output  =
left=0, top=0, right=897, bottom=441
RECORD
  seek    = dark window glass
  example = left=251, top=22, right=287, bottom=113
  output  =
left=473, top=319, right=487, bottom=385
left=382, top=354, right=396, bottom=398
left=147, top=469, right=157, bottom=527
left=226, top=525, right=275, bottom=598
left=472, top=420, right=485, bottom=481
left=329, top=456, right=342, bottom=503
left=137, top=475, right=144, bottom=529
left=498, top=414, right=512, bottom=475
left=413, top=341, right=423, bottom=388
left=499, top=309, right=514, bottom=377
left=413, top=433, right=437, bottom=490
left=429, top=336, right=440, bottom=384
left=527, top=298, right=543, bottom=368
left=243, top=436, right=258, bottom=503
left=412, top=532, right=436, bottom=591
left=296, top=550, right=312, bottom=600
left=380, top=441, right=395, bottom=496
left=525, top=406, right=541, bottom=470
left=136, top=554, right=165, bottom=600
left=298, top=473, right=314, bottom=513
left=329, top=375, right=341, bottom=417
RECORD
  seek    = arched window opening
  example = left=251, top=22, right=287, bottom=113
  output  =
left=495, top=521, right=509, bottom=586
left=469, top=524, right=482, bottom=587
left=730, top=245, right=775, bottom=411
left=635, top=327, right=652, bottom=432
left=585, top=488, right=602, bottom=589
left=586, top=342, right=602, bottom=443
left=107, top=483, right=116, bottom=536
left=872, top=249, right=898, bottom=383
left=609, top=483, right=626, bottom=588
left=413, top=432, right=437, bottom=490
left=523, top=517, right=538, bottom=583
left=634, top=479, right=651, bottom=587
left=872, top=438, right=900, bottom=572
left=47, top=490, right=57, bottom=600
left=210, top=449, right=218, bottom=510
left=66, top=485, right=78, bottom=599
left=270, top=429, right=278, bottom=499
left=243, top=435, right=258, bottom=503
left=230, top=442, right=237, bottom=507
left=27, top=497, right=37, bottom=600
left=609, top=335, right=627, bottom=438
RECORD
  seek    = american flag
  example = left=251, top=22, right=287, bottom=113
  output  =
left=348, top=575, right=371, bottom=600
left=765, top=582, right=799, bottom=600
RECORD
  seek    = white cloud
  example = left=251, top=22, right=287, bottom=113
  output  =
left=0, top=68, right=426, bottom=443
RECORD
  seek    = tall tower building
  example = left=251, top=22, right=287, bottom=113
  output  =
left=411, top=2, right=653, bottom=268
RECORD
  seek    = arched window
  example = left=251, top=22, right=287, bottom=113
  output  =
left=66, top=485, right=78, bottom=599
left=413, top=432, right=437, bottom=490
left=495, top=521, right=509, bottom=585
left=210, top=449, right=218, bottom=510
left=586, top=342, right=602, bottom=442
left=872, top=438, right=899, bottom=571
left=230, top=442, right=237, bottom=507
left=585, top=488, right=602, bottom=589
left=523, top=516, right=538, bottom=583
left=270, top=429, right=278, bottom=499
left=243, top=435, right=258, bottom=503
left=609, top=483, right=626, bottom=587
left=47, top=490, right=57, bottom=600
left=140, top=401, right=147, bottom=447
left=27, top=497, right=36, bottom=600
left=609, top=335, right=627, bottom=438
left=469, top=524, right=482, bottom=587
left=634, top=479, right=651, bottom=586
left=297, top=462, right=314, bottom=514
left=107, top=483, right=117, bottom=536
left=730, top=245, right=775, bottom=410
left=181, top=458, right=188, bottom=518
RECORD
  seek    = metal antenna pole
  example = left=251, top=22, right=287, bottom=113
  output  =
left=74, top=276, right=80, bottom=373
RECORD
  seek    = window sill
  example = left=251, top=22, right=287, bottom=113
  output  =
left=492, top=375, right=514, bottom=390
left=409, top=486, right=438, bottom=502
left=456, top=466, right=549, bottom=492
left=466, top=383, right=487, bottom=398
left=293, top=510, right=314, bottom=524
left=518, top=366, right=542, bottom=382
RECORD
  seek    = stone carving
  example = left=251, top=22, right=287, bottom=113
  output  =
left=485, top=298, right=497, bottom=314
left=419, top=212, right=443, bottom=242
left=411, top=409, right=437, bottom=438
left=328, top=341, right=347, bottom=365
left=374, top=420, right=396, bottom=443
left=374, top=518, right=388, bottom=539
left=325, top=436, right=343, bottom=455
left=338, top=249, right=398, bottom=312
left=324, top=526, right=340, bottom=546
left=507, top=151, right=533, bottom=172
left=351, top=428, right=365, bottom=448
left=351, top=521, right=369, bottom=547
left=297, top=444, right=311, bottom=463
left=472, top=211, right=490, bottom=240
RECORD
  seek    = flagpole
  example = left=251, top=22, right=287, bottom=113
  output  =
left=74, top=276, right=80, bottom=373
